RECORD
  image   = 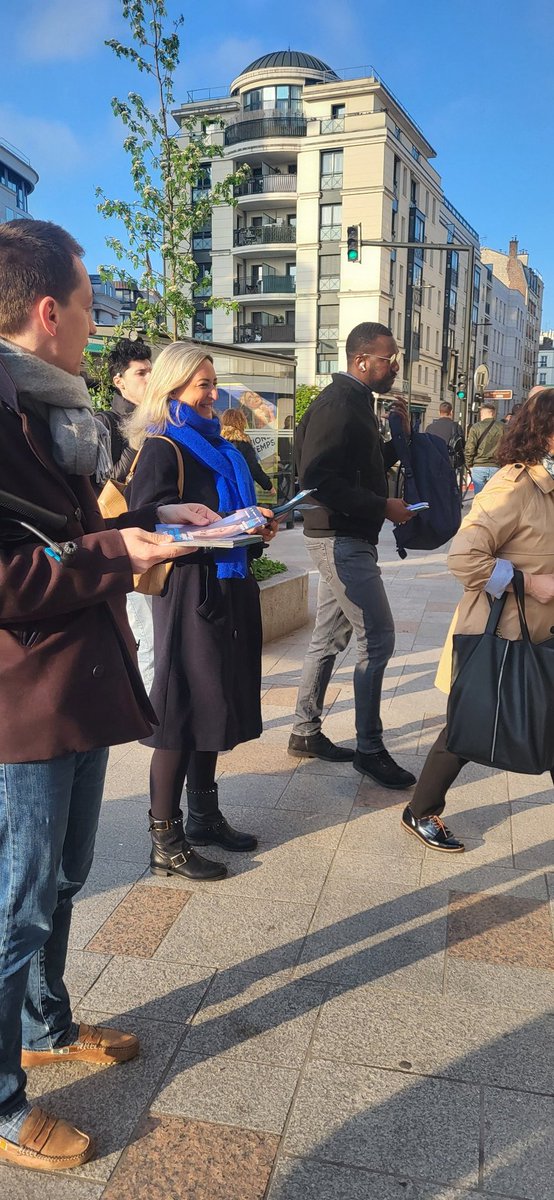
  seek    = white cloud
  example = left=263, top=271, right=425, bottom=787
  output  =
left=0, top=105, right=84, bottom=174
left=18, top=0, right=117, bottom=62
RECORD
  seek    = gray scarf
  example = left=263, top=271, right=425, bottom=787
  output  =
left=0, top=337, right=112, bottom=482
left=542, top=454, right=554, bottom=480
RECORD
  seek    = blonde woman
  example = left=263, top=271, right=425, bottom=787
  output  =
left=126, top=344, right=277, bottom=882
left=220, top=408, right=276, bottom=494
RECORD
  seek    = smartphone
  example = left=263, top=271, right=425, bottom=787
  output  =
left=407, top=501, right=430, bottom=512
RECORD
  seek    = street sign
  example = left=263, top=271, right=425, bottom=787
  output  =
left=474, top=364, right=489, bottom=392
left=483, top=389, right=513, bottom=401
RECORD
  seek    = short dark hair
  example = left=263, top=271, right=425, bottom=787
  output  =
left=481, top=403, right=496, bottom=417
left=345, top=322, right=392, bottom=361
left=108, top=336, right=152, bottom=383
left=439, top=401, right=453, bottom=414
left=0, top=219, right=84, bottom=335
left=497, top=389, right=554, bottom=466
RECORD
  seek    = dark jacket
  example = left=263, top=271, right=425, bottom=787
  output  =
left=234, top=439, right=273, bottom=490
left=296, top=373, right=399, bottom=543
left=425, top=415, right=464, bottom=446
left=465, top=418, right=504, bottom=468
left=0, top=358, right=158, bottom=762
left=96, top=392, right=136, bottom=482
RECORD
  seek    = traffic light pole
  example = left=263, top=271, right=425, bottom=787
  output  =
left=359, top=239, right=476, bottom=431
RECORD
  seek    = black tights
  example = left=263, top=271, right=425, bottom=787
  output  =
left=149, top=749, right=218, bottom=820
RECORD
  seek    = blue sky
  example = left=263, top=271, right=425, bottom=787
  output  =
left=3, top=0, right=554, bottom=324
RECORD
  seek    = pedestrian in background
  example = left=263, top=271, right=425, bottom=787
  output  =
left=464, top=402, right=504, bottom=494
left=220, top=407, right=276, bottom=494
left=402, top=388, right=554, bottom=851
left=289, top=321, right=417, bottom=790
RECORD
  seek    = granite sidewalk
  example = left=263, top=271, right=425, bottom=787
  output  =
left=3, top=523, right=553, bottom=1199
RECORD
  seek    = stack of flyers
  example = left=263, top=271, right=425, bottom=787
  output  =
left=156, top=506, right=266, bottom=547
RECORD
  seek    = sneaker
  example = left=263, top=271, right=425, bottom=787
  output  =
left=401, top=805, right=465, bottom=852
left=288, top=732, right=355, bottom=762
left=353, top=749, right=416, bottom=789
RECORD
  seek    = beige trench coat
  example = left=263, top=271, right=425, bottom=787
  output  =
left=435, top=463, right=554, bottom=693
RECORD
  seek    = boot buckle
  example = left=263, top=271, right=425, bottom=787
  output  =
left=169, top=851, right=190, bottom=868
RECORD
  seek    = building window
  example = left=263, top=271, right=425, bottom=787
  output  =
left=321, top=149, right=343, bottom=189
left=539, top=372, right=547, bottom=385
left=317, top=353, right=338, bottom=374
left=319, top=252, right=340, bottom=292
left=243, top=85, right=302, bottom=113
left=410, top=178, right=418, bottom=205
left=539, top=354, right=548, bottom=367
left=318, top=302, right=339, bottom=339
left=411, top=145, right=420, bottom=161
left=397, top=312, right=403, bottom=340
left=320, top=203, right=342, bottom=241
left=192, top=229, right=212, bottom=250
left=331, top=104, right=345, bottom=119
left=394, top=124, right=401, bottom=140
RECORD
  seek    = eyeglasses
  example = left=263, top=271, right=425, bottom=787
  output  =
left=363, top=351, right=401, bottom=367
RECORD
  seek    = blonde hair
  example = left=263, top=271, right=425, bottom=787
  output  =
left=125, top=342, right=214, bottom=447
left=220, top=408, right=251, bottom=444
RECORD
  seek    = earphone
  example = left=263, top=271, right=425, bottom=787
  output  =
left=360, top=364, right=366, bottom=372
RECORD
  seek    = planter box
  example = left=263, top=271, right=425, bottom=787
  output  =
left=258, top=567, right=309, bottom=643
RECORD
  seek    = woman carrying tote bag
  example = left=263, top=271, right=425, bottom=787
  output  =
left=401, top=388, right=554, bottom=853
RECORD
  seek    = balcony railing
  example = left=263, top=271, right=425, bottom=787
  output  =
left=320, top=224, right=341, bottom=242
left=234, top=174, right=297, bottom=197
left=225, top=114, right=307, bottom=147
left=193, top=282, right=212, bottom=298
left=235, top=324, right=295, bottom=344
left=234, top=276, right=296, bottom=296
left=320, top=118, right=345, bottom=134
left=233, top=224, right=296, bottom=248
left=320, top=173, right=343, bottom=190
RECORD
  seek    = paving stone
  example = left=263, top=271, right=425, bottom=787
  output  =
left=185, top=970, right=325, bottom=1064
left=24, top=1011, right=184, bottom=1183
left=445, top=958, right=554, bottom=1011
left=216, top=771, right=293, bottom=807
left=268, top=1159, right=482, bottom=1200
left=0, top=1168, right=104, bottom=1199
left=87, top=883, right=191, bottom=957
left=311, top=983, right=554, bottom=1092
left=483, top=1087, right=554, bottom=1199
left=510, top=798, right=554, bottom=870
left=276, top=772, right=358, bottom=815
left=283, top=1060, right=479, bottom=1185
left=507, top=770, right=554, bottom=801
left=340, top=806, right=425, bottom=863
left=143, top=839, right=338, bottom=905
left=153, top=1052, right=299, bottom=1133
left=64, top=949, right=111, bottom=1003
left=446, top=888, right=554, bottom=970
left=103, top=1115, right=279, bottom=1200
left=93, top=798, right=151, bottom=864
left=419, top=860, right=549, bottom=898
left=83, top=956, right=214, bottom=1024
left=68, top=859, right=147, bottom=950
left=153, top=893, right=314, bottom=971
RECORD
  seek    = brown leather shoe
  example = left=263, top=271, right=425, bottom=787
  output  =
left=21, top=1022, right=140, bottom=1068
left=0, top=1106, right=93, bottom=1171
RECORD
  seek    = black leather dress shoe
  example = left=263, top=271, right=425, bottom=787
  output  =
left=353, top=749, right=416, bottom=789
left=288, top=732, right=355, bottom=762
left=401, top=805, right=465, bottom=852
left=186, top=815, right=258, bottom=853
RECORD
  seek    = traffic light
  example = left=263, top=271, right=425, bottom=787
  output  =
left=456, top=371, right=467, bottom=402
left=346, top=224, right=361, bottom=263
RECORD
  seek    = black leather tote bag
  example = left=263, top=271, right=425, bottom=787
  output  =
left=446, top=570, right=554, bottom=773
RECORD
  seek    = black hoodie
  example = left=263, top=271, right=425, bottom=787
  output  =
left=296, top=373, right=399, bottom=543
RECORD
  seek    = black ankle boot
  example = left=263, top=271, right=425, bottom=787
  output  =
left=149, top=810, right=227, bottom=880
left=185, top=786, right=258, bottom=852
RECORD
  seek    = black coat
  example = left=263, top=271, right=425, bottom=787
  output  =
left=296, top=373, right=399, bottom=543
left=96, top=393, right=136, bottom=483
left=126, top=436, right=263, bottom=752
left=234, top=439, right=273, bottom=490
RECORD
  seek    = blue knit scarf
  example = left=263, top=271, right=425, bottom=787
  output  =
left=162, top=402, right=257, bottom=579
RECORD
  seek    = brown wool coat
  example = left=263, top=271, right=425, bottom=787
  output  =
left=436, top=463, right=554, bottom=693
left=0, top=359, right=158, bottom=762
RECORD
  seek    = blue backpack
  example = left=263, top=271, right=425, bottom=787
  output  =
left=388, top=411, right=462, bottom=559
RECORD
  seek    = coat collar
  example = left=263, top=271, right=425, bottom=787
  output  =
left=527, top=463, right=554, bottom=494
left=0, top=356, right=19, bottom=412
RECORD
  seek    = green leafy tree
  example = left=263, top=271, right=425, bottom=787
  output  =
left=96, top=0, right=247, bottom=339
left=295, top=384, right=320, bottom=424
left=83, top=343, right=119, bottom=410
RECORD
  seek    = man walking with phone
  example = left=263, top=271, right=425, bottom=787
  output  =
left=288, top=322, right=417, bottom=789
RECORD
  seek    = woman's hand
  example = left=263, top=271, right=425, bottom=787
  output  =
left=157, top=502, right=220, bottom=527
left=120, top=528, right=202, bottom=572
left=524, top=572, right=554, bottom=604
left=257, top=506, right=279, bottom=542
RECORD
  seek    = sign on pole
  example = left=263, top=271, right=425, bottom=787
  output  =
left=483, top=389, right=513, bottom=401
left=474, top=364, right=489, bottom=392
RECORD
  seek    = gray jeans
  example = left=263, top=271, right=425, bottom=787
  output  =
left=293, top=537, right=395, bottom=753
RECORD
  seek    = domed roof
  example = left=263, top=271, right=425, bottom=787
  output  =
left=241, top=50, right=338, bottom=77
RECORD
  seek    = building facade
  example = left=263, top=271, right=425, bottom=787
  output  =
left=537, top=333, right=554, bottom=389
left=480, top=240, right=543, bottom=414
left=173, top=52, right=537, bottom=425
left=0, top=137, right=38, bottom=222
left=89, top=275, right=122, bottom=326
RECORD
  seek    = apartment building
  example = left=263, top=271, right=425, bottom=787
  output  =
left=480, top=240, right=543, bottom=412
left=174, top=51, right=485, bottom=421
left=0, top=137, right=38, bottom=222
left=537, top=333, right=554, bottom=389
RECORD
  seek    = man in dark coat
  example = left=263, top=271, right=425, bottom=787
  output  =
left=0, top=219, right=218, bottom=1173
left=289, top=322, right=417, bottom=790
left=96, top=336, right=152, bottom=482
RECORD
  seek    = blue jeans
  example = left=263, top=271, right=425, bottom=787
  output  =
left=471, top=465, right=499, bottom=495
left=293, top=537, right=395, bottom=753
left=0, top=748, right=108, bottom=1120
